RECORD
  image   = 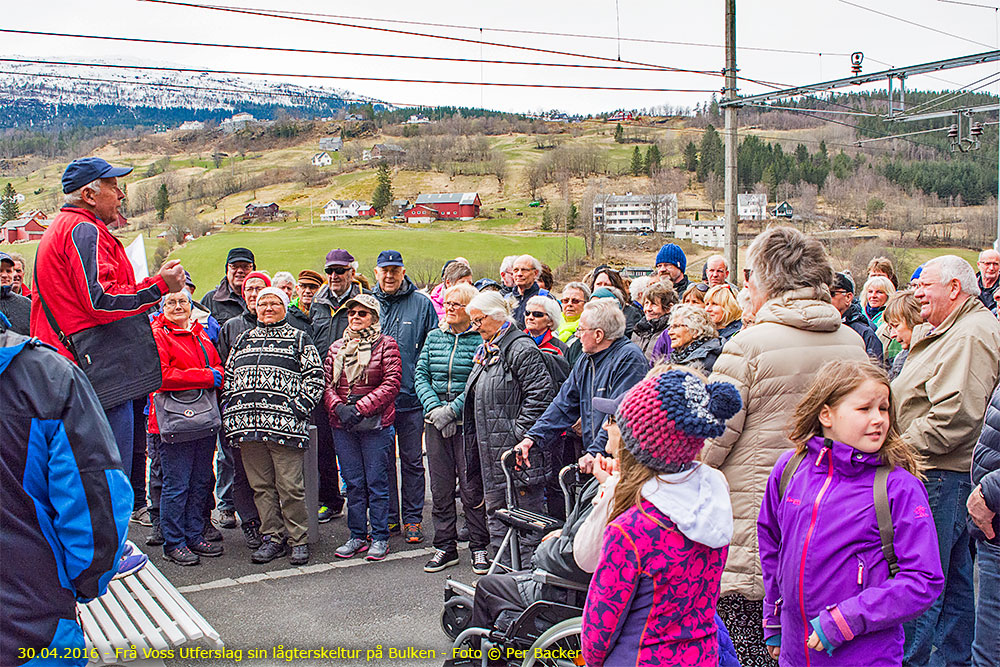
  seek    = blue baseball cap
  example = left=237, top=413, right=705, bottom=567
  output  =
left=0, top=251, right=12, bottom=266
left=62, top=157, right=133, bottom=194
left=376, top=250, right=405, bottom=267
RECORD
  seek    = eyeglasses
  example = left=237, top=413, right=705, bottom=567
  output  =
left=347, top=309, right=370, bottom=318
left=326, top=266, right=351, bottom=276
left=575, top=326, right=598, bottom=335
left=443, top=301, right=465, bottom=309
left=831, top=289, right=849, bottom=296
left=470, top=315, right=487, bottom=328
left=561, top=297, right=584, bottom=305
left=668, top=323, right=688, bottom=330
left=525, top=311, right=548, bottom=319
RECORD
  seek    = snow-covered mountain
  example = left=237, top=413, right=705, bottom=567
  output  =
left=0, top=58, right=385, bottom=128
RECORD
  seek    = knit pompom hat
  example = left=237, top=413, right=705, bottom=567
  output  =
left=617, top=369, right=741, bottom=473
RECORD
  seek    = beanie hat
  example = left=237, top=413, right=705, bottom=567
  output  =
left=256, top=286, right=289, bottom=310
left=655, top=243, right=687, bottom=273
left=833, top=272, right=855, bottom=293
left=241, top=271, right=272, bottom=301
left=616, top=369, right=741, bottom=473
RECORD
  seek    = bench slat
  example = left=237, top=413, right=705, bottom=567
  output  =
left=94, top=591, right=150, bottom=652
left=142, top=566, right=223, bottom=648
left=121, top=576, right=186, bottom=646
left=82, top=599, right=130, bottom=653
left=78, top=605, right=114, bottom=660
left=106, top=580, right=170, bottom=651
left=135, top=568, right=205, bottom=643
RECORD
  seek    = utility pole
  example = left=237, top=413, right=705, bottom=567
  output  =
left=724, top=0, right=739, bottom=275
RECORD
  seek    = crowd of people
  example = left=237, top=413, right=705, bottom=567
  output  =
left=4, top=156, right=1000, bottom=667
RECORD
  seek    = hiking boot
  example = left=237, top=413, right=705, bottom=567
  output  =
left=471, top=550, right=490, bottom=576
left=318, top=504, right=342, bottom=523
left=424, top=548, right=459, bottom=573
left=131, top=507, right=152, bottom=527
left=188, top=539, right=224, bottom=558
left=289, top=545, right=310, bottom=565
left=163, top=546, right=200, bottom=566
left=113, top=543, right=149, bottom=579
left=145, top=523, right=164, bottom=547
left=202, top=523, right=224, bottom=542
left=335, top=537, right=370, bottom=559
left=217, top=509, right=237, bottom=529
left=366, top=540, right=389, bottom=561
left=242, top=521, right=263, bottom=550
left=251, top=538, right=288, bottom=564
left=404, top=523, right=424, bottom=544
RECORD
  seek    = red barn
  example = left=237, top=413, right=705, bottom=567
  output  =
left=356, top=203, right=376, bottom=217
left=3, top=210, right=49, bottom=243
left=414, top=193, right=481, bottom=220
left=403, top=204, right=438, bottom=223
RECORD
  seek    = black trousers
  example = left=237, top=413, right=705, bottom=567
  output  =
left=130, top=401, right=148, bottom=511
left=471, top=572, right=531, bottom=632
left=313, top=406, right=344, bottom=512
left=425, top=422, right=489, bottom=552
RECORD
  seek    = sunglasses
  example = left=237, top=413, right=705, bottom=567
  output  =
left=347, top=309, right=371, bottom=317
left=525, top=311, right=548, bottom=319
left=326, top=266, right=351, bottom=275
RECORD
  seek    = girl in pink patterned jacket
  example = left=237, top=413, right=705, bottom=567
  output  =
left=581, top=368, right=741, bottom=666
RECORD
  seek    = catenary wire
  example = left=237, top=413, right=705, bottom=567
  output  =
left=836, top=0, right=993, bottom=48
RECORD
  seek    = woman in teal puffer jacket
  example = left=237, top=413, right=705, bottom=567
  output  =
left=414, top=283, right=489, bottom=574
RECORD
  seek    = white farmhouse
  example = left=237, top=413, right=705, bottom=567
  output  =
left=592, top=193, right=678, bottom=233
left=738, top=193, right=768, bottom=220
left=312, top=152, right=333, bottom=167
left=673, top=218, right=726, bottom=248
left=320, top=199, right=362, bottom=221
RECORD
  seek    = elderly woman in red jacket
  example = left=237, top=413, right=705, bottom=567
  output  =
left=324, top=294, right=402, bottom=563
left=150, top=290, right=225, bottom=567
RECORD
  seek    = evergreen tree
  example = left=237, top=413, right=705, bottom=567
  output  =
left=541, top=206, right=554, bottom=231
left=683, top=141, right=698, bottom=172
left=762, top=164, right=779, bottom=203
left=630, top=146, right=644, bottom=176
left=645, top=144, right=662, bottom=175
left=372, top=163, right=393, bottom=215
left=1, top=183, right=20, bottom=223
left=154, top=183, right=170, bottom=222
left=567, top=203, right=578, bottom=230
left=614, top=123, right=624, bottom=144
left=697, top=125, right=724, bottom=182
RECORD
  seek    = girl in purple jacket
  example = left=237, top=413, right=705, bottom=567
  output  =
left=758, top=360, right=944, bottom=666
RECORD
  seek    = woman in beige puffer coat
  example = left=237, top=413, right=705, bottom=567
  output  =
left=703, top=227, right=869, bottom=666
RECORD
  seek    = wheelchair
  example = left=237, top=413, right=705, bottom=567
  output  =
left=441, top=450, right=588, bottom=667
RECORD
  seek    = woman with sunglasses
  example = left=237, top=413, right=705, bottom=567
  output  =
left=523, top=295, right=568, bottom=356
left=556, top=282, right=591, bottom=342
left=324, top=294, right=402, bottom=563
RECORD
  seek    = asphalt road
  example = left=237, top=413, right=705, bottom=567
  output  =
left=129, top=500, right=477, bottom=667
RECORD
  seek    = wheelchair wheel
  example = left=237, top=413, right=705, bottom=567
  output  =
left=521, top=617, right=583, bottom=667
left=441, top=595, right=474, bottom=640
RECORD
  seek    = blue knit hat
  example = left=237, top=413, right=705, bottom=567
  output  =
left=655, top=243, right=687, bottom=273
left=617, top=369, right=741, bottom=473
left=910, top=265, right=923, bottom=283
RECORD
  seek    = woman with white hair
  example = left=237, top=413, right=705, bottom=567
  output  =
left=223, top=286, right=325, bottom=567
left=462, top=291, right=556, bottom=566
left=523, top=295, right=568, bottom=356
left=557, top=281, right=591, bottom=342
left=666, top=304, right=722, bottom=374
left=149, top=289, right=226, bottom=566
left=702, top=227, right=869, bottom=664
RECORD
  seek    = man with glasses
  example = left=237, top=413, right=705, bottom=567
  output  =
left=892, top=255, right=1000, bottom=665
left=310, top=249, right=369, bottom=523
left=510, top=254, right=553, bottom=328
left=201, top=247, right=255, bottom=325
left=516, top=300, right=648, bottom=475
left=830, top=272, right=883, bottom=364
left=372, top=250, right=439, bottom=542
left=977, top=248, right=1000, bottom=313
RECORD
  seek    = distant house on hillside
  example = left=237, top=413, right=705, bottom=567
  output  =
left=364, top=143, right=407, bottom=163
left=404, top=114, right=430, bottom=124
left=774, top=200, right=793, bottom=218
left=607, top=110, right=634, bottom=122
left=403, top=204, right=438, bottom=224
left=738, top=193, right=768, bottom=220
left=2, top=210, right=48, bottom=243
left=321, top=199, right=362, bottom=221
left=312, top=152, right=333, bottom=167
left=389, top=199, right=410, bottom=217
left=230, top=202, right=281, bottom=225
left=179, top=120, right=205, bottom=131
left=221, top=112, right=255, bottom=134
left=355, top=202, right=376, bottom=218
left=319, top=136, right=343, bottom=151
left=674, top=218, right=726, bottom=248
left=593, top=192, right=677, bottom=233
left=413, top=192, right=481, bottom=220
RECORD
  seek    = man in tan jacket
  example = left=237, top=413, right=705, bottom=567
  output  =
left=892, top=255, right=1000, bottom=666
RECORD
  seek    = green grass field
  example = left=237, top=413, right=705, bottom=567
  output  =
left=170, top=225, right=585, bottom=292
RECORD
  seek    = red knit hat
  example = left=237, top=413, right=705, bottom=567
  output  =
left=241, top=271, right=271, bottom=302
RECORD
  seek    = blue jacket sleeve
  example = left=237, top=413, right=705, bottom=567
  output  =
left=981, top=469, right=1000, bottom=512
left=47, top=364, right=132, bottom=601
left=526, top=362, right=582, bottom=445
left=588, top=349, right=649, bottom=454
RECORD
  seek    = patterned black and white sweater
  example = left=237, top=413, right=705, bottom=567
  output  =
left=222, top=319, right=324, bottom=448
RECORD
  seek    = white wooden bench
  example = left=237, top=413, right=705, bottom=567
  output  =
left=78, top=554, right=223, bottom=666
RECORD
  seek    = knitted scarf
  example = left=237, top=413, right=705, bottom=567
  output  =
left=332, top=322, right=382, bottom=385
left=473, top=321, right=511, bottom=367
left=670, top=335, right=712, bottom=364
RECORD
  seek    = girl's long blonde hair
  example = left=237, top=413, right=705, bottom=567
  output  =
left=787, top=359, right=924, bottom=478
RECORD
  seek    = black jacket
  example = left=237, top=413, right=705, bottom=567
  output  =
left=972, top=384, right=1000, bottom=544
left=310, top=281, right=368, bottom=359
left=0, top=285, right=31, bottom=335
left=842, top=300, right=884, bottom=364
left=0, top=327, right=131, bottom=666
left=373, top=277, right=439, bottom=412
left=463, top=328, right=556, bottom=492
left=631, top=315, right=669, bottom=362
left=979, top=273, right=998, bottom=313
left=200, top=277, right=245, bottom=326
left=622, top=303, right=643, bottom=339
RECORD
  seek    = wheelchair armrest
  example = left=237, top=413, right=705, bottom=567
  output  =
left=531, top=569, right=590, bottom=593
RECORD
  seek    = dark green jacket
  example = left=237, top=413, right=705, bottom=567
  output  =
left=414, top=323, right=482, bottom=417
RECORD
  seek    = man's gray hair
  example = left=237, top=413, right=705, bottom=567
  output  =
left=515, top=254, right=542, bottom=273
left=467, top=290, right=512, bottom=323
left=669, top=304, right=719, bottom=342
left=629, top=276, right=651, bottom=303
left=500, top=255, right=519, bottom=273
left=581, top=299, right=626, bottom=340
left=561, top=281, right=592, bottom=301
left=273, top=271, right=296, bottom=287
left=64, top=178, right=103, bottom=207
left=925, top=255, right=981, bottom=297
left=526, top=295, right=563, bottom=331
left=747, top=226, right=834, bottom=301
left=706, top=254, right=728, bottom=269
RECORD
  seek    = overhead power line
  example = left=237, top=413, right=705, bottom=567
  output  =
left=0, top=57, right=718, bottom=93
left=836, top=0, right=993, bottom=48
left=0, top=28, right=671, bottom=73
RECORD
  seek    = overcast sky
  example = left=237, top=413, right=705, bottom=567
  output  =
left=4, top=0, right=1000, bottom=114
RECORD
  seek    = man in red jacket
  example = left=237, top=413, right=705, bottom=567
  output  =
left=31, top=157, right=186, bottom=478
